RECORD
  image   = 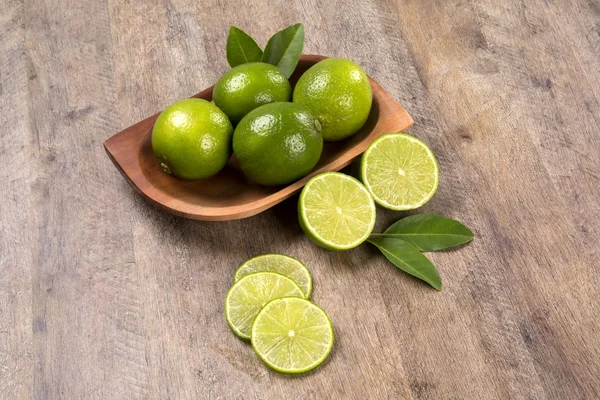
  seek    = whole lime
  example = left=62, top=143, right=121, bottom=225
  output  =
left=293, top=58, right=372, bottom=141
left=213, top=63, right=292, bottom=124
left=233, top=102, right=323, bottom=186
left=151, top=98, right=233, bottom=180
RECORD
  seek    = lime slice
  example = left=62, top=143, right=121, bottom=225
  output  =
left=361, top=133, right=439, bottom=210
left=251, top=297, right=334, bottom=374
left=298, top=172, right=376, bottom=250
left=225, top=272, right=305, bottom=340
left=234, top=254, right=313, bottom=297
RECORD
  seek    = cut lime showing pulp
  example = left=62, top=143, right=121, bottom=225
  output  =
left=361, top=133, right=439, bottom=210
left=251, top=297, right=334, bottom=374
left=225, top=272, right=305, bottom=340
left=234, top=254, right=312, bottom=297
left=298, top=172, right=376, bottom=251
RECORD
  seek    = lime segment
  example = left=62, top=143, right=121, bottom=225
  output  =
left=251, top=297, right=334, bottom=374
left=234, top=254, right=313, bottom=297
left=225, top=272, right=305, bottom=340
left=361, top=133, right=439, bottom=210
left=299, top=172, right=376, bottom=250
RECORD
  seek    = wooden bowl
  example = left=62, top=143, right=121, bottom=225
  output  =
left=104, top=54, right=414, bottom=221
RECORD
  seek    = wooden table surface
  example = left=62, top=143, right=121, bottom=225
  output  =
left=2, top=0, right=599, bottom=398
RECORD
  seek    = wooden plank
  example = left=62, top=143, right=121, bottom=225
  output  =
left=0, top=0, right=33, bottom=398
left=24, top=0, right=143, bottom=397
left=390, top=0, right=600, bottom=398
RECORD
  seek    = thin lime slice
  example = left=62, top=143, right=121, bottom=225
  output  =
left=225, top=272, right=305, bottom=340
left=361, top=133, right=439, bottom=210
left=251, top=297, right=334, bottom=374
left=298, top=172, right=376, bottom=251
left=234, top=254, right=313, bottom=297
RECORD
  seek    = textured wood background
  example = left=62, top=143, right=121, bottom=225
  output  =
left=1, top=0, right=599, bottom=398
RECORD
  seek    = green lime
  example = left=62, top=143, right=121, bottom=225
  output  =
left=225, top=272, right=305, bottom=340
left=293, top=58, right=372, bottom=142
left=361, top=133, right=439, bottom=210
left=151, top=98, right=233, bottom=180
left=234, top=254, right=312, bottom=297
left=298, top=172, right=376, bottom=251
left=233, top=102, right=323, bottom=186
left=251, top=297, right=334, bottom=374
left=213, top=62, right=292, bottom=124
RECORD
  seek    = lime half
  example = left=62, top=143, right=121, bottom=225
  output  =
left=299, top=172, right=376, bottom=251
left=251, top=297, right=334, bottom=374
left=234, top=254, right=313, bottom=297
left=225, top=272, right=305, bottom=340
left=361, top=133, right=439, bottom=210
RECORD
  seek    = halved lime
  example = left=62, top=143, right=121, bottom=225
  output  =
left=225, top=272, right=305, bottom=340
left=251, top=297, right=334, bottom=374
left=361, top=133, right=439, bottom=210
left=298, top=172, right=376, bottom=251
left=234, top=254, right=313, bottom=297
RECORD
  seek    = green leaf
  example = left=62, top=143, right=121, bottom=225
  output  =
left=261, top=23, right=304, bottom=78
left=226, top=26, right=263, bottom=67
left=373, top=214, right=474, bottom=252
left=368, top=237, right=442, bottom=290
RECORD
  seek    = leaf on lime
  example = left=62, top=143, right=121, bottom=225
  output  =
left=262, top=23, right=304, bottom=78
left=226, top=26, right=263, bottom=67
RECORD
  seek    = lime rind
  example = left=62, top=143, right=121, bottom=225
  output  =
left=234, top=254, right=313, bottom=297
left=225, top=272, right=305, bottom=340
left=251, top=297, right=334, bottom=374
left=299, top=172, right=376, bottom=251
left=360, top=133, right=439, bottom=210
left=292, top=58, right=372, bottom=141
left=213, top=62, right=292, bottom=124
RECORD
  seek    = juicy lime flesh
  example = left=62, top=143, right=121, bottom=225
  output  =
left=293, top=58, right=372, bottom=141
left=299, top=172, right=376, bottom=250
left=235, top=254, right=312, bottom=297
left=233, top=102, right=323, bottom=186
left=213, top=62, right=292, bottom=124
left=225, top=272, right=305, bottom=340
left=361, top=133, right=439, bottom=210
left=151, top=98, right=233, bottom=180
left=251, top=297, right=334, bottom=374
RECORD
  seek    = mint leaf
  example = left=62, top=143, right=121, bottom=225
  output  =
left=368, top=237, right=442, bottom=290
left=261, top=23, right=304, bottom=78
left=372, top=214, right=473, bottom=252
left=226, top=26, right=263, bottom=67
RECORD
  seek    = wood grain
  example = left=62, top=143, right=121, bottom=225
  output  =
left=1, top=0, right=599, bottom=398
left=0, top=0, right=33, bottom=398
left=103, top=54, right=413, bottom=221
